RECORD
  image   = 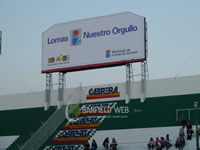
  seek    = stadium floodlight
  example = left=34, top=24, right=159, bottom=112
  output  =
left=0, top=31, right=2, bottom=55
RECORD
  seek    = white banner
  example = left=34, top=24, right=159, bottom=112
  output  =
left=42, top=12, right=146, bottom=73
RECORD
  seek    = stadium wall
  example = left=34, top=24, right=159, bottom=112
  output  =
left=0, top=75, right=200, bottom=111
left=0, top=75, right=200, bottom=150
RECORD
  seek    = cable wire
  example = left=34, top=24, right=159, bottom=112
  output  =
left=175, top=44, right=200, bottom=78
left=1, top=55, right=34, bottom=93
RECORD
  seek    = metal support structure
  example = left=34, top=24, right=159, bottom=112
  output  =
left=176, top=108, right=200, bottom=122
left=58, top=72, right=66, bottom=109
left=140, top=19, right=149, bottom=102
left=79, top=83, right=84, bottom=103
left=125, top=63, right=133, bottom=104
left=45, top=73, right=52, bottom=110
left=194, top=102, right=199, bottom=150
left=141, top=61, right=149, bottom=102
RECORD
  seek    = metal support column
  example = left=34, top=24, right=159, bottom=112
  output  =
left=125, top=63, right=133, bottom=104
left=45, top=73, right=52, bottom=110
left=58, top=72, right=65, bottom=109
left=141, top=61, right=149, bottom=102
left=140, top=19, right=149, bottom=103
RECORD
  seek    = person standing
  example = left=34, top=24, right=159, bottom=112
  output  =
left=186, top=121, right=193, bottom=140
left=110, top=138, right=118, bottom=150
left=103, top=137, right=109, bottom=150
left=91, top=139, right=98, bottom=150
left=179, top=125, right=185, bottom=139
left=180, top=114, right=187, bottom=126
left=84, top=141, right=90, bottom=150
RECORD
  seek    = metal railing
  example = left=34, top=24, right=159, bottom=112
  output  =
left=176, top=108, right=200, bottom=122
left=20, top=105, right=66, bottom=150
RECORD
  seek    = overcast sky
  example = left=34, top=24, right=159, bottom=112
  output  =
left=0, top=0, right=200, bottom=95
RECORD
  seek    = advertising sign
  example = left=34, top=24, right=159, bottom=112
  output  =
left=86, top=86, right=120, bottom=100
left=42, top=12, right=146, bottom=73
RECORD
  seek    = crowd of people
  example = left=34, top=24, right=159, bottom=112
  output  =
left=147, top=117, right=194, bottom=150
left=84, top=139, right=98, bottom=150
left=180, top=119, right=194, bottom=140
left=84, top=137, right=118, bottom=150
left=84, top=116, right=196, bottom=150
left=147, top=134, right=172, bottom=150
left=176, top=120, right=194, bottom=150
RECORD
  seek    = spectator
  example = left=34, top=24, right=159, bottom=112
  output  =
left=186, top=121, right=193, bottom=140
left=91, top=139, right=97, bottom=150
left=175, top=138, right=180, bottom=149
left=147, top=137, right=154, bottom=149
left=198, top=127, right=200, bottom=136
left=180, top=114, right=187, bottom=126
left=110, top=138, right=118, bottom=150
left=160, top=137, right=166, bottom=149
left=84, top=141, right=90, bottom=150
left=155, top=137, right=160, bottom=148
left=179, top=125, right=185, bottom=139
left=166, top=134, right=172, bottom=150
left=180, top=136, right=185, bottom=150
left=156, top=146, right=162, bottom=150
left=103, top=137, right=109, bottom=150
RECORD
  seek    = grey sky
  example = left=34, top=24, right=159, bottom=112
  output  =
left=0, top=0, right=200, bottom=95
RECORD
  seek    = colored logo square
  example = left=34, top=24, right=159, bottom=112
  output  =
left=71, top=29, right=81, bottom=45
left=106, top=50, right=111, bottom=58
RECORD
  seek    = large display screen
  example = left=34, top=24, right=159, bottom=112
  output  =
left=42, top=12, right=146, bottom=73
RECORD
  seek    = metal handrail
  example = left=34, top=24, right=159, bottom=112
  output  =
left=20, top=105, right=66, bottom=150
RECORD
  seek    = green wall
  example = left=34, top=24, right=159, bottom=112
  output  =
left=1, top=93, right=200, bottom=150
left=96, top=94, right=200, bottom=130
left=0, top=106, right=56, bottom=150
